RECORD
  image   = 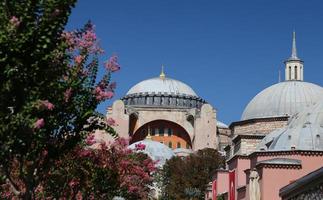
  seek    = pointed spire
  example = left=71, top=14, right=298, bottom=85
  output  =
left=159, top=64, right=166, bottom=79
left=290, top=31, right=299, bottom=59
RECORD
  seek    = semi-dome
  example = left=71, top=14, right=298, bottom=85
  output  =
left=126, top=77, right=198, bottom=97
left=258, top=102, right=323, bottom=151
left=242, top=81, right=323, bottom=120
left=128, top=139, right=175, bottom=167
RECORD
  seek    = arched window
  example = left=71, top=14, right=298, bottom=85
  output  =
left=167, top=128, right=172, bottom=136
left=154, top=128, right=158, bottom=136
left=151, top=128, right=156, bottom=136
left=168, top=142, right=172, bottom=148
left=159, top=126, right=164, bottom=136
left=177, top=142, right=181, bottom=148
left=295, top=66, right=298, bottom=80
left=289, top=66, right=292, bottom=80
left=186, top=143, right=190, bottom=149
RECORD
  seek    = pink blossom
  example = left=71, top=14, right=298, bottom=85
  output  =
left=34, top=118, right=45, bottom=129
left=104, top=56, right=120, bottom=72
left=74, top=55, right=84, bottom=65
left=39, top=100, right=54, bottom=110
left=78, top=149, right=92, bottom=158
left=94, top=86, right=114, bottom=101
left=135, top=143, right=146, bottom=151
left=75, top=191, right=83, bottom=200
left=85, top=134, right=96, bottom=145
left=106, top=117, right=116, bottom=126
left=68, top=179, right=79, bottom=188
left=64, top=88, right=72, bottom=102
left=9, top=16, right=20, bottom=27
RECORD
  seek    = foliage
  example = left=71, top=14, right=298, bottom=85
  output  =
left=0, top=1, right=119, bottom=198
left=38, top=137, right=156, bottom=200
left=159, top=148, right=225, bottom=200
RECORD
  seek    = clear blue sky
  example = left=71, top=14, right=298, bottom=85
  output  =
left=67, top=0, right=323, bottom=124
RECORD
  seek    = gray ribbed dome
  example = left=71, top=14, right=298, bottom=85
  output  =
left=126, top=77, right=198, bottom=97
left=258, top=102, right=323, bottom=151
left=128, top=139, right=175, bottom=167
left=242, top=81, right=323, bottom=120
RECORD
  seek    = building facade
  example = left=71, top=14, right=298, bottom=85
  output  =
left=213, top=32, right=323, bottom=200
left=106, top=68, right=229, bottom=152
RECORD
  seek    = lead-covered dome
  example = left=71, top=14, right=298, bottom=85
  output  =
left=258, top=102, right=323, bottom=151
left=242, top=81, right=323, bottom=120
left=126, top=77, right=198, bottom=96
left=122, top=74, right=206, bottom=109
left=129, top=139, right=175, bottom=167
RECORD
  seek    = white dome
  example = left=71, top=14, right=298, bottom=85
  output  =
left=128, top=139, right=175, bottom=167
left=242, top=81, right=323, bottom=120
left=126, top=77, right=198, bottom=96
left=217, top=121, right=229, bottom=128
left=258, top=102, right=323, bottom=151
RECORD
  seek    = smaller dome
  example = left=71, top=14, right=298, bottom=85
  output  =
left=126, top=77, right=198, bottom=97
left=258, top=102, right=323, bottom=151
left=242, top=81, right=323, bottom=120
left=173, top=148, right=193, bottom=157
left=129, top=140, right=175, bottom=167
left=217, top=121, right=229, bottom=129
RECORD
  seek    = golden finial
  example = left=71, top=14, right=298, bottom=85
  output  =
left=146, top=125, right=152, bottom=140
left=160, top=64, right=166, bottom=79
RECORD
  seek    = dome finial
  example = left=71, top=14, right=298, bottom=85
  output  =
left=160, top=64, right=166, bottom=79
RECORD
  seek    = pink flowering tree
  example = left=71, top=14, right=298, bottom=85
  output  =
left=0, top=1, right=120, bottom=199
left=37, top=138, right=156, bottom=200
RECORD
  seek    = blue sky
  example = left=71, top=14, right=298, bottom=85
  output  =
left=67, top=0, right=323, bottom=124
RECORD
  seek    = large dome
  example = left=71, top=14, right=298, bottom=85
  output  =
left=126, top=77, right=198, bottom=97
left=258, top=102, right=323, bottom=151
left=242, top=81, right=323, bottom=120
left=128, top=139, right=175, bottom=167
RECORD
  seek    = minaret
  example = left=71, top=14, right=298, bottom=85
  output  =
left=284, top=32, right=304, bottom=81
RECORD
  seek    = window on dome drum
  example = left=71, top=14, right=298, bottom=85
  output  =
left=295, top=66, right=297, bottom=80
left=167, top=128, right=172, bottom=136
left=186, top=143, right=190, bottom=149
left=177, top=142, right=181, bottom=148
left=159, top=127, right=164, bottom=136
left=289, top=66, right=292, bottom=80
left=155, top=128, right=159, bottom=136
left=168, top=142, right=172, bottom=148
left=151, top=128, right=155, bottom=136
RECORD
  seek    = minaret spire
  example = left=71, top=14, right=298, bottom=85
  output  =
left=291, top=31, right=298, bottom=59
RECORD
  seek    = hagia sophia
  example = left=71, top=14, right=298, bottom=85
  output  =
left=99, top=32, right=323, bottom=200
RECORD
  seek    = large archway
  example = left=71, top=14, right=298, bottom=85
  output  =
left=130, top=120, right=192, bottom=150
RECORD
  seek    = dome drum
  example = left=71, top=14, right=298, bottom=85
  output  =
left=121, top=92, right=206, bottom=109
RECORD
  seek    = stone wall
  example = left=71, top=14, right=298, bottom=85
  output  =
left=217, top=127, right=231, bottom=152
left=232, top=120, right=287, bottom=135
left=107, top=100, right=218, bottom=151
left=238, top=138, right=263, bottom=155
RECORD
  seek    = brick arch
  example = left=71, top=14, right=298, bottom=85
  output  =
left=130, top=120, right=192, bottom=149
